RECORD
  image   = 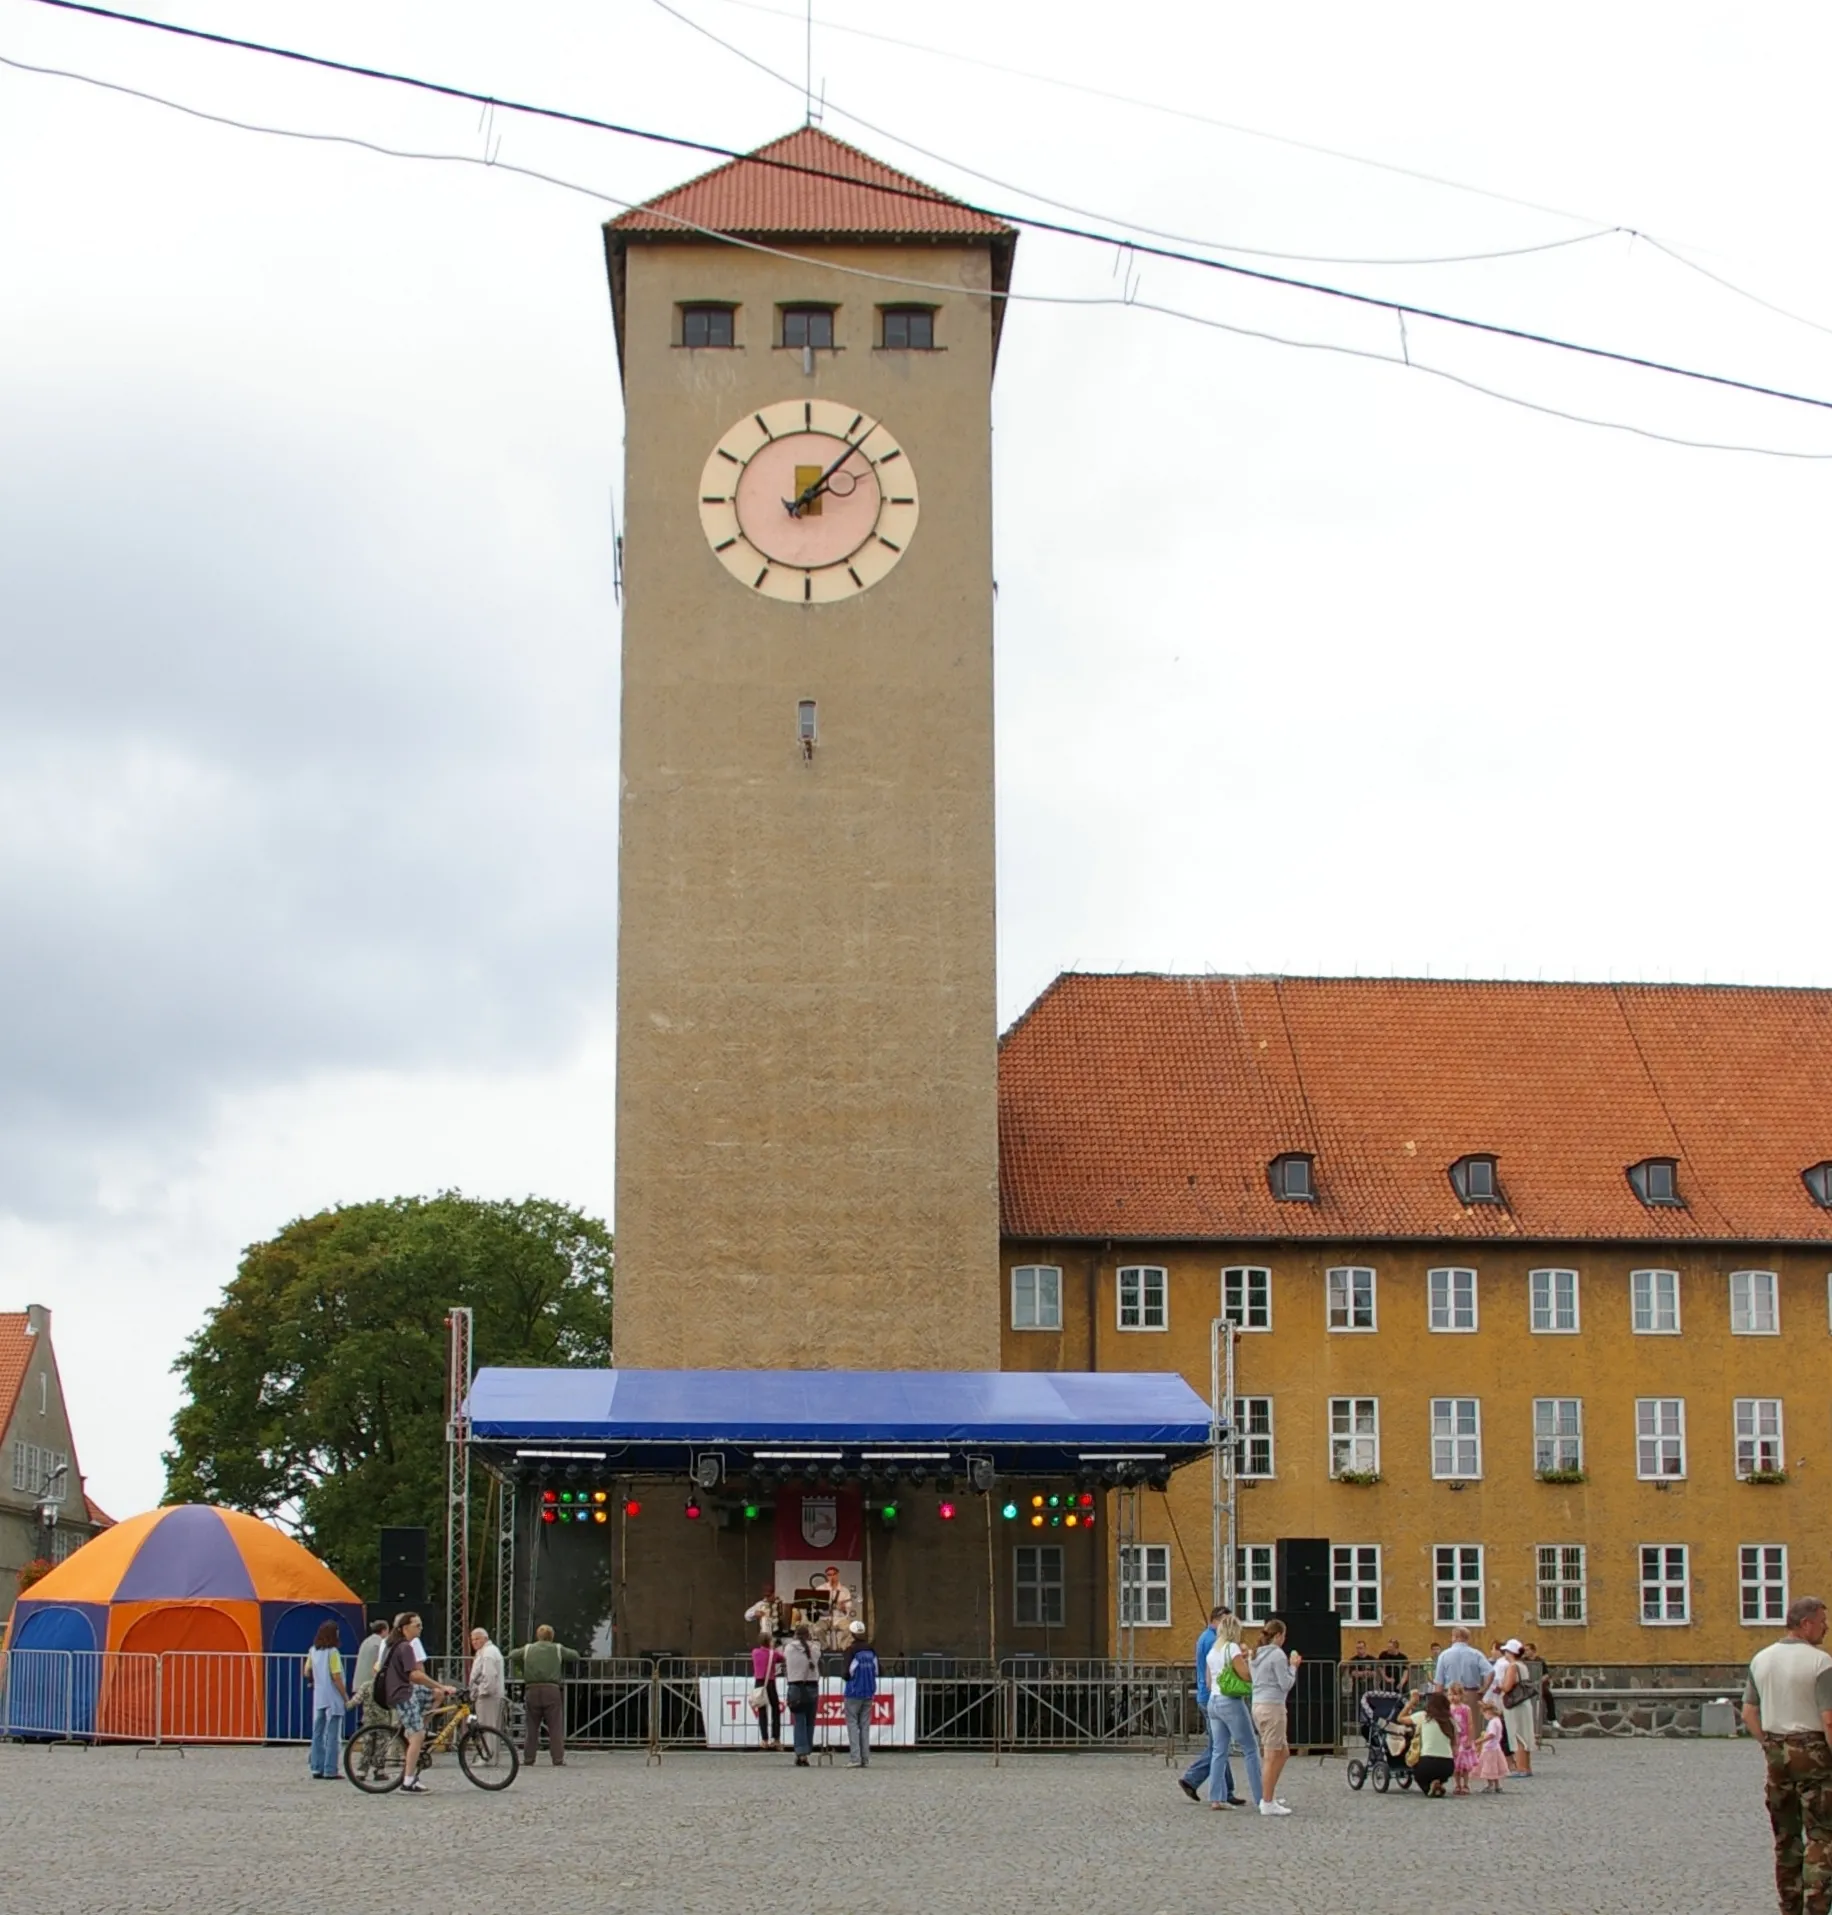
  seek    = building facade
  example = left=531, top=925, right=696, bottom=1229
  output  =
left=999, top=974, right=1832, bottom=1664
left=0, top=1305, right=111, bottom=1624
left=605, top=130, right=1014, bottom=1372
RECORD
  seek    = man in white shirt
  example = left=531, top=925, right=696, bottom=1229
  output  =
left=1743, top=1595, right=1832, bottom=1915
left=469, top=1626, right=508, bottom=1750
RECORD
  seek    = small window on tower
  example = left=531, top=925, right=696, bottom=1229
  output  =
left=781, top=306, right=835, bottom=350
left=680, top=304, right=735, bottom=349
left=880, top=306, right=936, bottom=350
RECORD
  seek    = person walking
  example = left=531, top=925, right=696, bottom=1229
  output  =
left=351, top=1617, right=390, bottom=1730
left=469, top=1626, right=507, bottom=1757
left=1249, top=1619, right=1300, bottom=1816
left=782, top=1624, right=821, bottom=1767
left=842, top=1620, right=878, bottom=1768
left=1742, top=1594, right=1832, bottom=1915
left=750, top=1632, right=785, bottom=1750
left=1178, top=1606, right=1239, bottom=1804
left=1405, top=1689, right=1458, bottom=1797
left=377, top=1614, right=453, bottom=1793
left=510, top=1623, right=579, bottom=1767
left=1204, top=1611, right=1262, bottom=1811
left=303, top=1621, right=349, bottom=1779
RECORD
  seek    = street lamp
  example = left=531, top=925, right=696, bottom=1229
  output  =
left=35, top=1461, right=68, bottom=1563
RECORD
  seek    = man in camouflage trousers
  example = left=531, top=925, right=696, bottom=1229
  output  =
left=1744, top=1595, right=1832, bottom=1915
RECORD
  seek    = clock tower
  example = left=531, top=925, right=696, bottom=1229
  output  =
left=603, top=131, right=1016, bottom=1370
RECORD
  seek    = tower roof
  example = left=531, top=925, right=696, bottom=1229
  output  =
left=602, top=128, right=1017, bottom=374
left=607, top=126, right=1015, bottom=239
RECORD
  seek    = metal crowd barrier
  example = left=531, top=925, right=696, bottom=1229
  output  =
left=1003, top=1659, right=1185, bottom=1754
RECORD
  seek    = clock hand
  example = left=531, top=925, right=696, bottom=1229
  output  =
left=785, top=423, right=876, bottom=517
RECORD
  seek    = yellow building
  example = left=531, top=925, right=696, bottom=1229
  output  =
left=999, top=973, right=1832, bottom=1666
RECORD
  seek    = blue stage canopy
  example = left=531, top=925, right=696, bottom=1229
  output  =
left=466, top=1368, right=1216, bottom=1477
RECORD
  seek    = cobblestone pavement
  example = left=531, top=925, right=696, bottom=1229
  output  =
left=1, top=1737, right=1776, bottom=1915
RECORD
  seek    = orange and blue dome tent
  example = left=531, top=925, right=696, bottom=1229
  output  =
left=6, top=1505, right=363, bottom=1740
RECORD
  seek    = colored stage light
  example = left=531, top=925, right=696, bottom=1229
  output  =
left=593, top=1490, right=609, bottom=1505
left=1076, top=1492, right=1094, bottom=1509
left=742, top=1502, right=761, bottom=1522
left=1030, top=1513, right=1044, bottom=1528
left=938, top=1501, right=957, bottom=1521
left=1030, top=1494, right=1044, bottom=1509
left=878, top=1501, right=899, bottom=1528
left=593, top=1509, right=609, bottom=1525
left=1001, top=1501, right=1019, bottom=1521
left=623, top=1499, right=642, bottom=1518
left=1065, top=1514, right=1079, bottom=1528
left=685, top=1496, right=703, bottom=1520
left=541, top=1506, right=557, bottom=1525
left=1046, top=1494, right=1061, bottom=1509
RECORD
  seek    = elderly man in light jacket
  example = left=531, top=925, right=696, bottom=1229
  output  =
left=469, top=1626, right=508, bottom=1751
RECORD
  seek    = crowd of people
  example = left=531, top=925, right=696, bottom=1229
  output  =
left=744, top=1568, right=878, bottom=1767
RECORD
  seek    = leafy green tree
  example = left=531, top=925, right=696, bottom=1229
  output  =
left=163, top=1192, right=612, bottom=1611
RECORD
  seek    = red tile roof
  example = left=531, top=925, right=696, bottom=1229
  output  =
left=608, top=126, right=1015, bottom=238
left=998, top=974, right=1832, bottom=1243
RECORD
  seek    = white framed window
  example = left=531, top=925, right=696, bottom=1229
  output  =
left=1326, top=1265, right=1376, bottom=1331
left=1631, top=1268, right=1680, bottom=1334
left=1118, top=1544, right=1171, bottom=1627
left=9, top=1442, right=68, bottom=1500
left=1431, top=1397, right=1482, bottom=1478
left=1530, top=1268, right=1580, bottom=1333
left=1536, top=1544, right=1587, bottom=1624
left=38, top=1372, right=47, bottom=1416
left=1534, top=1398, right=1584, bottom=1473
left=1011, top=1265, right=1062, bottom=1331
left=1117, top=1266, right=1168, bottom=1332
left=1740, top=1545, right=1788, bottom=1626
left=1222, top=1265, right=1271, bottom=1331
left=1235, top=1544, right=1275, bottom=1623
left=1428, top=1266, right=1478, bottom=1332
left=1014, top=1545, right=1064, bottom=1626
left=1639, top=1544, right=1690, bottom=1624
left=1734, top=1398, right=1785, bottom=1477
left=1433, top=1545, right=1484, bottom=1626
left=1636, top=1398, right=1686, bottom=1478
left=1333, top=1545, right=1382, bottom=1625
left=1232, top=1397, right=1274, bottom=1478
left=1329, top=1397, right=1380, bottom=1477
left=1731, top=1270, right=1779, bottom=1336
left=49, top=1526, right=84, bottom=1564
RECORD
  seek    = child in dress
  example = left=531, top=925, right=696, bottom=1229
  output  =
left=1475, top=1699, right=1509, bottom=1791
left=1448, top=1682, right=1478, bottom=1795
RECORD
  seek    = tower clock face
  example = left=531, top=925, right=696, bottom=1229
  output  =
left=698, top=399, right=919, bottom=604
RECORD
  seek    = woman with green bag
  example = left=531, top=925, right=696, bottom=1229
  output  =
left=1204, top=1611, right=1262, bottom=1809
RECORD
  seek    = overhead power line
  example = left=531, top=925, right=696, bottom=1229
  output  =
left=16, top=0, right=1832, bottom=422
left=8, top=49, right=1831, bottom=463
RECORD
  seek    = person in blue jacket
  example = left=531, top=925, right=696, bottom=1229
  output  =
left=843, top=1620, right=879, bottom=1768
left=1178, top=1605, right=1241, bottom=1803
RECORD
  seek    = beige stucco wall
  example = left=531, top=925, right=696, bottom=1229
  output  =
left=0, top=1315, right=93, bottom=1625
left=612, top=238, right=1001, bottom=1370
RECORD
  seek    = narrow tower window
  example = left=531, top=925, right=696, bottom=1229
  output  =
left=880, top=306, right=936, bottom=350
left=781, top=306, right=835, bottom=350
left=797, top=699, right=818, bottom=759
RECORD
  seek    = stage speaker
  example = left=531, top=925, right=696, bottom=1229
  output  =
left=378, top=1526, right=428, bottom=1618
left=1276, top=1536, right=1331, bottom=1614
left=1279, top=1608, right=1344, bottom=1748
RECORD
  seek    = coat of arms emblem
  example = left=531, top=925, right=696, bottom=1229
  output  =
left=800, top=1496, right=838, bottom=1550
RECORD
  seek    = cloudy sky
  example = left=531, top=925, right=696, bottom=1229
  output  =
left=3, top=0, right=1830, bottom=1518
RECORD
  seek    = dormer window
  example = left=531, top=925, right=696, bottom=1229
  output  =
left=1449, top=1155, right=1500, bottom=1205
left=781, top=306, right=835, bottom=350
left=1268, top=1153, right=1315, bottom=1203
left=1629, top=1158, right=1683, bottom=1208
left=1804, top=1162, right=1832, bottom=1209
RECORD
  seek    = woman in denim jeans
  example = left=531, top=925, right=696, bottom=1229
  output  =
left=1204, top=1612, right=1262, bottom=1809
left=781, top=1624, right=821, bottom=1767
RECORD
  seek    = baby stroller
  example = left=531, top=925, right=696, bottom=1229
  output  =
left=1346, top=1688, right=1414, bottom=1792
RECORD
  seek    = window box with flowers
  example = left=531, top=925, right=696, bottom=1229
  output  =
left=1536, top=1467, right=1588, bottom=1485
left=1334, top=1469, right=1384, bottom=1486
left=1743, top=1469, right=1790, bottom=1485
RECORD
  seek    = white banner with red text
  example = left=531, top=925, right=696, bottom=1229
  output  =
left=698, top=1676, right=915, bottom=1749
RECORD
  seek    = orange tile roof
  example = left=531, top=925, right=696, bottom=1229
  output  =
left=609, top=126, right=1015, bottom=238
left=998, top=974, right=1832, bottom=1243
left=0, top=1313, right=32, bottom=1437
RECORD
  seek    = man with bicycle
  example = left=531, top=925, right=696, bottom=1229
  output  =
left=378, top=1614, right=454, bottom=1794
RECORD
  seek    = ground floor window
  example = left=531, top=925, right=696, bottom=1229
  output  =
left=1332, top=1544, right=1382, bottom=1624
left=1014, top=1545, right=1065, bottom=1627
left=1118, top=1544, right=1170, bottom=1627
left=1536, top=1544, right=1586, bottom=1624
left=1235, top=1544, right=1275, bottom=1623
left=1740, top=1545, right=1787, bottom=1626
left=1433, top=1544, right=1484, bottom=1626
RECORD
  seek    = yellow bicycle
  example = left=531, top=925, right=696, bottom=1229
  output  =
left=344, top=1688, right=520, bottom=1792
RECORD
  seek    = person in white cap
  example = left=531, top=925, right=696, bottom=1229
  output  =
left=1487, top=1639, right=1536, bottom=1776
left=842, top=1619, right=878, bottom=1768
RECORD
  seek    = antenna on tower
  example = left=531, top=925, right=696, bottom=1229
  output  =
left=804, top=0, right=813, bottom=124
